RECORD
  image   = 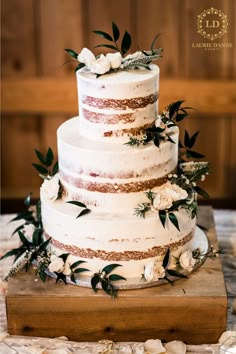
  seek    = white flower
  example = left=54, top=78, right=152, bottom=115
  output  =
left=22, top=224, right=36, bottom=241
left=106, top=52, right=122, bottom=69
left=77, top=47, right=96, bottom=69
left=90, top=54, right=111, bottom=74
left=144, top=339, right=166, bottom=353
left=165, top=340, right=186, bottom=354
left=155, top=117, right=166, bottom=130
left=165, top=182, right=188, bottom=202
left=144, top=261, right=165, bottom=282
left=62, top=255, right=73, bottom=276
left=48, top=255, right=64, bottom=273
left=179, top=250, right=196, bottom=272
left=40, top=175, right=60, bottom=202
left=152, top=184, right=173, bottom=211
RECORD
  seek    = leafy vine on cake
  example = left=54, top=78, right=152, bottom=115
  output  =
left=65, top=21, right=163, bottom=75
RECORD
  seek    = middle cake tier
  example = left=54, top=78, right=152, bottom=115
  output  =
left=58, top=117, right=179, bottom=211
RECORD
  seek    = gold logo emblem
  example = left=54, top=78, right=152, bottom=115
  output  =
left=197, top=8, right=228, bottom=41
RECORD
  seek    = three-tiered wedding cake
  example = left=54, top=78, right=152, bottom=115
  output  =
left=40, top=61, right=198, bottom=284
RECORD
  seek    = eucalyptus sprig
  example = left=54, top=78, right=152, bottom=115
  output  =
left=32, top=147, right=58, bottom=179
left=0, top=228, right=50, bottom=281
left=91, top=264, right=126, bottom=298
left=66, top=201, right=91, bottom=218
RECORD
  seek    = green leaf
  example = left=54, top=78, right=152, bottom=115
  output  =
left=32, top=163, right=48, bottom=175
left=186, top=150, right=205, bottom=159
left=176, top=113, right=188, bottom=122
left=159, top=210, right=167, bottom=228
left=32, top=228, right=43, bottom=247
left=194, top=186, right=209, bottom=199
left=166, top=134, right=175, bottom=144
left=101, top=279, right=108, bottom=292
left=0, top=248, right=19, bottom=260
left=36, top=200, right=42, bottom=226
left=169, top=100, right=184, bottom=119
left=112, top=21, right=120, bottom=41
left=70, top=260, right=86, bottom=269
left=102, top=263, right=122, bottom=275
left=18, top=230, right=31, bottom=248
left=91, top=274, right=100, bottom=292
left=184, top=130, right=190, bottom=147
left=76, top=208, right=91, bottom=218
left=45, top=148, right=54, bottom=167
left=34, top=149, right=46, bottom=165
left=70, top=273, right=76, bottom=284
left=163, top=275, right=174, bottom=286
left=64, top=48, right=78, bottom=59
left=10, top=211, right=33, bottom=223
left=59, top=253, right=70, bottom=262
left=55, top=272, right=67, bottom=284
left=108, top=274, right=126, bottom=282
left=52, top=161, right=59, bottom=175
left=166, top=269, right=188, bottom=279
left=12, top=224, right=25, bottom=236
left=94, top=44, right=118, bottom=51
left=74, top=267, right=89, bottom=273
left=162, top=248, right=170, bottom=268
left=121, top=30, right=132, bottom=54
left=153, top=136, right=160, bottom=147
left=196, top=223, right=208, bottom=231
left=24, top=193, right=32, bottom=207
left=67, top=201, right=88, bottom=208
left=168, top=212, right=180, bottom=231
left=188, top=131, right=199, bottom=148
left=179, top=141, right=184, bottom=149
left=92, top=30, right=113, bottom=41
left=38, top=237, right=51, bottom=253
left=39, top=271, right=47, bottom=282
left=150, top=33, right=160, bottom=51
left=75, top=63, right=86, bottom=72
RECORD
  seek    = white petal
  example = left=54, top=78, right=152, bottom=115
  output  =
left=165, top=340, right=186, bottom=354
left=144, top=339, right=166, bottom=353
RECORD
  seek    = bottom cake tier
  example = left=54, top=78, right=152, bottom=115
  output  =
left=40, top=195, right=207, bottom=289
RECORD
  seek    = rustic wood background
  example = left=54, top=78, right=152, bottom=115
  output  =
left=1, top=0, right=236, bottom=203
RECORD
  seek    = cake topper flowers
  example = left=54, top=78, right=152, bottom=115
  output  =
left=65, top=21, right=163, bottom=75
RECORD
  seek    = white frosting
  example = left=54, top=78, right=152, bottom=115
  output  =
left=41, top=196, right=195, bottom=278
left=77, top=64, right=159, bottom=141
left=57, top=118, right=178, bottom=210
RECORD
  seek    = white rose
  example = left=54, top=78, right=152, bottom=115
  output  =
left=62, top=255, right=73, bottom=276
left=22, top=224, right=36, bottom=241
left=144, top=261, right=165, bottom=282
left=165, top=340, right=186, bottom=354
left=48, top=255, right=65, bottom=273
left=106, top=52, right=122, bottom=69
left=144, top=262, right=154, bottom=282
left=155, top=117, right=167, bottom=130
left=179, top=250, right=196, bottom=272
left=152, top=186, right=173, bottom=211
left=153, top=262, right=166, bottom=280
left=144, top=339, right=166, bottom=353
left=90, top=54, right=111, bottom=74
left=40, top=175, right=60, bottom=202
left=77, top=47, right=96, bottom=69
left=165, top=182, right=188, bottom=202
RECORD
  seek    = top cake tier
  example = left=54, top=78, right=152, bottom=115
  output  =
left=77, top=64, right=159, bottom=142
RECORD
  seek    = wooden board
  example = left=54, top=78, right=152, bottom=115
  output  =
left=6, top=207, right=227, bottom=344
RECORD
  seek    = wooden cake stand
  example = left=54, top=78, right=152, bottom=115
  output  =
left=6, top=206, right=227, bottom=344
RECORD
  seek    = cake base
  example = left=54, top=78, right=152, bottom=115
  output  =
left=6, top=207, right=227, bottom=344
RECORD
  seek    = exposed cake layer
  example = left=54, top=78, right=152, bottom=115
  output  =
left=58, top=117, right=179, bottom=209
left=41, top=196, right=196, bottom=279
left=77, top=64, right=159, bottom=141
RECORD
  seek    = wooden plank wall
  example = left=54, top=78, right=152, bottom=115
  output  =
left=1, top=0, right=236, bottom=202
